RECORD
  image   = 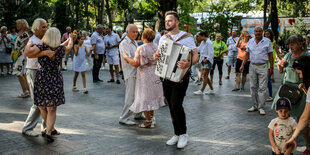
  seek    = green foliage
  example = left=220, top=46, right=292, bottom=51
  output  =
left=289, top=14, right=307, bottom=35
left=277, top=0, right=310, bottom=17
left=178, top=0, right=200, bottom=34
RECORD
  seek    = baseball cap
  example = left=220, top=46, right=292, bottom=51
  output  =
left=275, top=97, right=292, bottom=111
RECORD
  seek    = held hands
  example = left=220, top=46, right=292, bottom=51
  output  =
left=278, top=60, right=288, bottom=68
left=46, top=50, right=56, bottom=59
left=273, top=146, right=281, bottom=155
left=69, top=33, right=77, bottom=40
left=177, top=59, right=190, bottom=69
left=284, top=137, right=297, bottom=154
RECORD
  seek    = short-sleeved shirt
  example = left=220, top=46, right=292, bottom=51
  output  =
left=61, top=32, right=70, bottom=43
left=91, top=31, right=105, bottom=54
left=307, top=88, right=310, bottom=103
left=104, top=32, right=120, bottom=56
left=226, top=36, right=239, bottom=54
left=268, top=117, right=297, bottom=153
left=198, top=39, right=214, bottom=65
left=246, top=37, right=273, bottom=64
left=119, top=36, right=137, bottom=80
left=158, top=31, right=196, bottom=51
left=26, top=35, right=41, bottom=69
left=8, top=34, right=17, bottom=49
left=212, top=41, right=228, bottom=60
left=153, top=32, right=161, bottom=46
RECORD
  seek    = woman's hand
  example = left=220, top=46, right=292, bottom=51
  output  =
left=123, top=52, right=129, bottom=63
left=69, top=33, right=76, bottom=40
left=278, top=60, right=288, bottom=68
left=153, top=50, right=160, bottom=61
left=273, top=146, right=281, bottom=155
left=298, top=83, right=307, bottom=94
left=284, top=137, right=297, bottom=151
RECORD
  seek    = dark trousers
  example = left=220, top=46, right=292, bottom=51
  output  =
left=210, top=59, right=223, bottom=75
left=92, top=54, right=103, bottom=81
left=162, top=74, right=189, bottom=136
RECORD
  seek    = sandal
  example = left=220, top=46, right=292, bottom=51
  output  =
left=18, top=91, right=30, bottom=98
left=72, top=86, right=79, bottom=92
left=219, top=81, right=222, bottom=85
left=83, top=88, right=88, bottom=94
left=138, top=120, right=155, bottom=128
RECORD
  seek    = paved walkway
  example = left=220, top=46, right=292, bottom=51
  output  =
left=0, top=60, right=307, bottom=155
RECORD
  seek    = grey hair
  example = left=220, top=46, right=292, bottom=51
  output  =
left=96, top=24, right=104, bottom=30
left=0, top=26, right=7, bottom=31
left=126, top=24, right=137, bottom=32
left=82, top=30, right=88, bottom=36
left=32, top=18, right=47, bottom=32
left=287, top=34, right=307, bottom=52
left=254, top=26, right=263, bottom=31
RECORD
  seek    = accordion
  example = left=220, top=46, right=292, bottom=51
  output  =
left=155, top=39, right=192, bottom=82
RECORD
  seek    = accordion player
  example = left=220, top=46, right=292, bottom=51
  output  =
left=155, top=39, right=192, bottom=82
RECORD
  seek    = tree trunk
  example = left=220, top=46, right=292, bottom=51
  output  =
left=86, top=0, right=90, bottom=29
left=98, top=0, right=104, bottom=24
left=263, top=0, right=267, bottom=30
left=75, top=0, right=79, bottom=28
left=270, top=0, right=278, bottom=42
left=105, top=0, right=112, bottom=28
left=155, top=0, right=177, bottom=32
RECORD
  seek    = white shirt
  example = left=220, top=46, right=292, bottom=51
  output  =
left=307, top=87, right=310, bottom=103
left=83, top=37, right=92, bottom=54
left=158, top=31, right=196, bottom=50
left=153, top=32, right=161, bottom=46
left=26, top=35, right=41, bottom=69
left=198, top=39, right=214, bottom=64
left=90, top=31, right=105, bottom=54
left=268, top=117, right=297, bottom=153
left=104, top=32, right=120, bottom=56
left=121, top=32, right=127, bottom=39
left=246, top=37, right=273, bottom=63
left=226, top=36, right=239, bottom=55
left=119, top=36, right=137, bottom=81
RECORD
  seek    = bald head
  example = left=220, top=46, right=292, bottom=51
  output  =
left=126, top=24, right=138, bottom=41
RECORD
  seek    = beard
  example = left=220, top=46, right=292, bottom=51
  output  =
left=166, top=24, right=176, bottom=32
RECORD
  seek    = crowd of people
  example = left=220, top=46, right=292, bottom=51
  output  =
left=1, top=10, right=310, bottom=153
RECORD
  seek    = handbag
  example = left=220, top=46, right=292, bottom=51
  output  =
left=3, top=39, right=12, bottom=54
left=278, top=84, right=302, bottom=105
left=11, top=49, right=20, bottom=61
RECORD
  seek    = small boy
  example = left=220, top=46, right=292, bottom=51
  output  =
left=268, top=97, right=297, bottom=155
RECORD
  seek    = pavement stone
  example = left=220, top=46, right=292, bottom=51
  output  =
left=0, top=59, right=307, bottom=155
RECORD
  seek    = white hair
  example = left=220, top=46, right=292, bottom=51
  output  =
left=0, top=26, right=7, bottom=31
left=126, top=24, right=137, bottom=32
left=82, top=30, right=88, bottom=36
left=96, top=24, right=104, bottom=30
left=32, top=18, right=47, bottom=32
left=41, top=27, right=61, bottom=48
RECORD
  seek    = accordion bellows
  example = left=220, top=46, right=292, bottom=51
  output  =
left=155, top=39, right=192, bottom=82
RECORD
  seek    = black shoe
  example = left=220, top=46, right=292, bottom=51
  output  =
left=93, top=79, right=103, bottom=83
left=225, top=76, right=229, bottom=79
left=108, top=79, right=115, bottom=83
left=232, top=88, right=240, bottom=91
left=119, top=71, right=123, bottom=75
left=240, top=88, right=245, bottom=92
left=51, top=130, right=60, bottom=135
left=116, top=80, right=120, bottom=84
left=42, top=132, right=54, bottom=143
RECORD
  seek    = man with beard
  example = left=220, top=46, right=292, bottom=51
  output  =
left=154, top=11, right=199, bottom=149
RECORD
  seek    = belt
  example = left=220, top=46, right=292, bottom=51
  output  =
left=251, top=63, right=266, bottom=66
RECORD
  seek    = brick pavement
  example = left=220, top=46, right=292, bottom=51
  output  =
left=0, top=61, right=307, bottom=155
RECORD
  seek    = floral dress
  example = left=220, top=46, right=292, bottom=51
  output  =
left=129, top=43, right=165, bottom=113
left=34, top=43, right=66, bottom=107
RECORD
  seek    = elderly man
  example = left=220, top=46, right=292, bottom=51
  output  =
left=226, top=30, right=239, bottom=79
left=154, top=11, right=199, bottom=149
left=104, top=26, right=121, bottom=84
left=22, top=18, right=57, bottom=136
left=118, top=24, right=144, bottom=125
left=240, top=27, right=274, bottom=115
left=61, top=26, right=73, bottom=70
left=91, top=24, right=105, bottom=82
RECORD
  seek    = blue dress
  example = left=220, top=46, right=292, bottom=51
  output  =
left=72, top=47, right=87, bottom=72
left=34, top=43, right=66, bottom=107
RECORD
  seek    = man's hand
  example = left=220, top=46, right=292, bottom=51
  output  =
left=153, top=50, right=160, bottom=61
left=269, top=68, right=274, bottom=76
left=46, top=50, right=56, bottom=59
left=203, top=59, right=208, bottom=63
left=123, top=52, right=129, bottom=62
left=177, top=59, right=190, bottom=69
left=69, top=33, right=77, bottom=40
left=146, top=57, right=152, bottom=66
left=94, top=53, right=98, bottom=60
left=240, top=65, right=244, bottom=73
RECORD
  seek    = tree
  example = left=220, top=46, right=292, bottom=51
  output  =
left=289, top=14, right=307, bottom=35
left=155, top=0, right=177, bottom=32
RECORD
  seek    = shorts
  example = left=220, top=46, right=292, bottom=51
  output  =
left=201, top=61, right=212, bottom=70
left=106, top=54, right=119, bottom=65
left=235, top=58, right=250, bottom=74
left=227, top=55, right=237, bottom=66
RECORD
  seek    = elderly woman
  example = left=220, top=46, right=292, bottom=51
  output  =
left=14, top=19, right=31, bottom=98
left=24, top=27, right=74, bottom=142
left=285, top=56, right=310, bottom=154
left=274, top=34, right=310, bottom=154
left=123, top=28, right=165, bottom=128
left=0, top=26, right=12, bottom=75
left=210, top=33, right=228, bottom=85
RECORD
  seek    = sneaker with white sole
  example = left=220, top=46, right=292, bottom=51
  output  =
left=166, top=135, right=179, bottom=145
left=205, top=89, right=214, bottom=95
left=248, top=106, right=258, bottom=112
left=22, top=130, right=39, bottom=137
left=193, top=90, right=203, bottom=95
left=259, top=109, right=266, bottom=115
left=177, top=134, right=188, bottom=149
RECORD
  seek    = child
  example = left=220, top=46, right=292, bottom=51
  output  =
left=268, top=97, right=297, bottom=155
left=72, top=36, right=90, bottom=94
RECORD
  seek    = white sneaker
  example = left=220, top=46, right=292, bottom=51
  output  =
left=119, top=119, right=136, bottom=125
left=166, top=135, right=179, bottom=145
left=177, top=134, right=188, bottom=149
left=22, top=130, right=39, bottom=137
left=100, top=67, right=105, bottom=70
left=63, top=66, right=67, bottom=70
left=259, top=109, right=266, bottom=115
left=205, top=89, right=214, bottom=95
left=248, top=106, right=258, bottom=112
left=193, top=90, right=203, bottom=95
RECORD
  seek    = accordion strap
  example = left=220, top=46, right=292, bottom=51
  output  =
left=165, top=32, right=192, bottom=42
